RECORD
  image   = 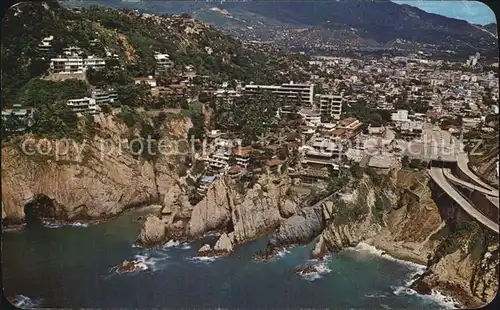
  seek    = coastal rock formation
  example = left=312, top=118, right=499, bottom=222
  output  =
left=313, top=168, right=499, bottom=307
left=188, top=174, right=296, bottom=244
left=312, top=235, right=327, bottom=259
left=213, top=232, right=234, bottom=254
left=136, top=215, right=167, bottom=248
left=230, top=176, right=287, bottom=243
left=198, top=244, right=212, bottom=254
left=268, top=206, right=324, bottom=249
left=1, top=113, right=189, bottom=225
left=411, top=227, right=499, bottom=307
left=1, top=138, right=158, bottom=224
left=188, top=179, right=232, bottom=237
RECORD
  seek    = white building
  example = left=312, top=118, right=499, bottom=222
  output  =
left=37, top=35, right=54, bottom=52
left=391, top=109, right=409, bottom=122
left=92, top=88, right=118, bottom=106
left=298, top=109, right=322, bottom=126
left=244, top=82, right=315, bottom=107
left=132, top=76, right=157, bottom=88
left=63, top=46, right=84, bottom=56
left=301, top=137, right=343, bottom=168
left=154, top=52, right=174, bottom=75
left=50, top=55, right=106, bottom=73
left=215, top=89, right=243, bottom=106
left=315, top=94, right=342, bottom=120
left=66, top=97, right=99, bottom=115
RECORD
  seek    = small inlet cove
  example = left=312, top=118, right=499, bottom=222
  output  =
left=3, top=207, right=455, bottom=309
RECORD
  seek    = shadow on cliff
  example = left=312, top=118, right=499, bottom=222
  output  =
left=429, top=179, right=460, bottom=231
left=24, top=194, right=57, bottom=227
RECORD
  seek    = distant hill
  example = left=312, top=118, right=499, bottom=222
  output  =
left=482, top=23, right=498, bottom=36
left=62, top=0, right=498, bottom=57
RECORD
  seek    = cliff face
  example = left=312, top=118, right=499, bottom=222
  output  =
left=189, top=174, right=296, bottom=244
left=1, top=112, right=191, bottom=225
left=137, top=173, right=301, bottom=248
left=312, top=168, right=499, bottom=307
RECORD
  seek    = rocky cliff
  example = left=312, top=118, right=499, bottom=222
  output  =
left=1, top=112, right=191, bottom=226
left=310, top=167, right=498, bottom=307
left=136, top=173, right=302, bottom=248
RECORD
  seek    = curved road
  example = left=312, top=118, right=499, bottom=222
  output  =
left=429, top=167, right=498, bottom=234
left=456, top=152, right=497, bottom=192
left=443, top=168, right=499, bottom=199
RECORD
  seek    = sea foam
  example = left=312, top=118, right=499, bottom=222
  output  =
left=297, top=262, right=332, bottom=281
left=351, top=243, right=458, bottom=309
left=44, top=222, right=89, bottom=229
left=10, top=295, right=43, bottom=308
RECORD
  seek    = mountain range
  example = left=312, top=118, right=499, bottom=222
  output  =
left=63, top=0, right=498, bottom=58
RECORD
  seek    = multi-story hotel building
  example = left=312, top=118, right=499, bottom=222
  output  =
left=315, top=94, right=343, bottom=120
left=50, top=55, right=106, bottom=73
left=243, top=82, right=315, bottom=107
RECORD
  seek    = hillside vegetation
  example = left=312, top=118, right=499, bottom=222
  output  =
left=2, top=1, right=307, bottom=107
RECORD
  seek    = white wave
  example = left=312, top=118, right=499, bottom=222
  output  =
left=10, top=294, right=42, bottom=308
left=276, top=248, right=291, bottom=257
left=44, top=222, right=88, bottom=229
left=390, top=286, right=458, bottom=309
left=352, top=242, right=426, bottom=272
left=349, top=243, right=456, bottom=308
left=297, top=263, right=332, bottom=282
left=70, top=222, right=89, bottom=227
left=163, top=240, right=181, bottom=248
left=161, top=240, right=192, bottom=250
left=44, top=223, right=63, bottom=229
left=187, top=255, right=219, bottom=263
left=391, top=285, right=417, bottom=296
left=428, top=289, right=459, bottom=309
left=133, top=253, right=169, bottom=272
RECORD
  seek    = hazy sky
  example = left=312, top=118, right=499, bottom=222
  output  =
left=393, top=1, right=496, bottom=25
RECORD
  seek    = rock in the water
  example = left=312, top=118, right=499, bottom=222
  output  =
left=295, top=265, right=317, bottom=276
left=312, top=234, right=327, bottom=259
left=198, top=243, right=212, bottom=254
left=136, top=215, right=166, bottom=248
left=116, top=260, right=145, bottom=274
left=213, top=233, right=234, bottom=254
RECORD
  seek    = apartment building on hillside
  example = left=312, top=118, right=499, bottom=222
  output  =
left=244, top=82, right=315, bottom=107
left=50, top=55, right=106, bottom=73
left=92, top=88, right=118, bottom=106
left=315, top=94, right=343, bottom=120
left=154, top=52, right=174, bottom=76
left=66, top=97, right=99, bottom=115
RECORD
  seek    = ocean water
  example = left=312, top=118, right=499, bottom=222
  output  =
left=2, top=207, right=455, bottom=308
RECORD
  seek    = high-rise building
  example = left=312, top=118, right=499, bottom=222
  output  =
left=315, top=94, right=342, bottom=120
